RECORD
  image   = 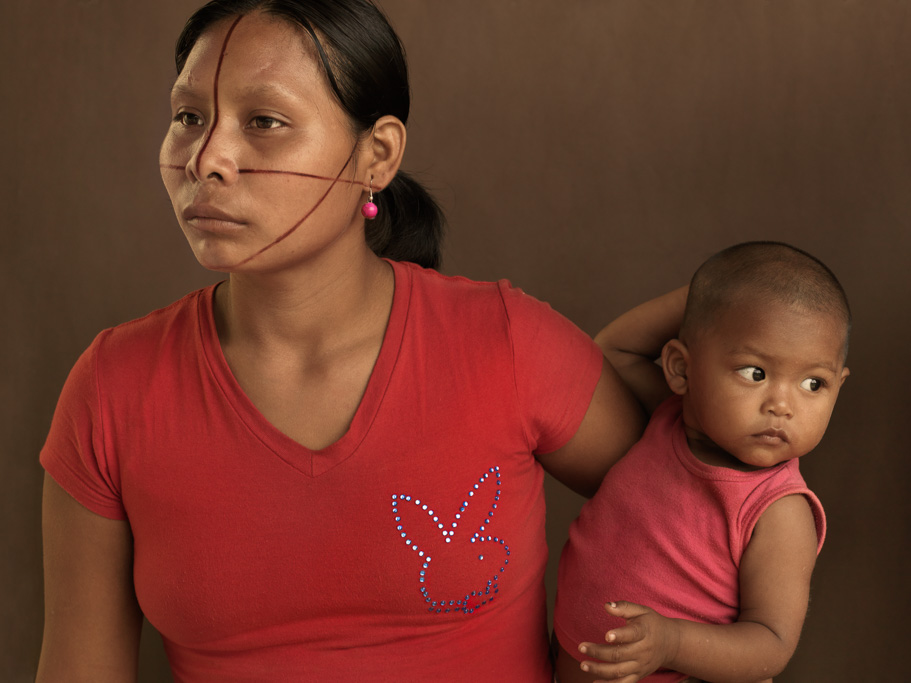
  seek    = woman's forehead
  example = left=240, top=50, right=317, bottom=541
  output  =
left=175, top=13, right=320, bottom=95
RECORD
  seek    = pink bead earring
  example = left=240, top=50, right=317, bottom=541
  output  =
left=361, top=178, right=378, bottom=220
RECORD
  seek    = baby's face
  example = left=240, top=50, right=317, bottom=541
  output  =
left=680, top=301, right=849, bottom=470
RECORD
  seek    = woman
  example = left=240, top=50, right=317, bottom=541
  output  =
left=37, top=1, right=645, bottom=680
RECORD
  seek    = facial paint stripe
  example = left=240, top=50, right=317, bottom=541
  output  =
left=161, top=164, right=368, bottom=190
left=239, top=169, right=369, bottom=190
left=236, top=145, right=359, bottom=266
left=193, top=14, right=244, bottom=176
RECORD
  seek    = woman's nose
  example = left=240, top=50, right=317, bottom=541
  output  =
left=187, top=119, right=239, bottom=184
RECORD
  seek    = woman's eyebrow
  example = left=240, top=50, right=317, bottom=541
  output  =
left=171, top=81, right=297, bottom=102
left=237, top=82, right=299, bottom=101
left=170, top=82, right=205, bottom=101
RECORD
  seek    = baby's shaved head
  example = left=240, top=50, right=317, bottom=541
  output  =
left=681, top=241, right=851, bottom=355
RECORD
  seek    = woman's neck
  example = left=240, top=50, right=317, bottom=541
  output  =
left=213, top=248, right=394, bottom=359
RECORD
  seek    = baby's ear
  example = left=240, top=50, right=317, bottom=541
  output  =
left=661, top=339, right=690, bottom=395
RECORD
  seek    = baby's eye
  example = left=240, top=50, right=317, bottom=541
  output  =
left=250, top=116, right=283, bottom=130
left=173, top=111, right=203, bottom=127
left=800, top=377, right=825, bottom=392
left=736, top=366, right=765, bottom=382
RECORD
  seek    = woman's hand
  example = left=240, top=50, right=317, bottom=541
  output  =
left=577, top=601, right=679, bottom=682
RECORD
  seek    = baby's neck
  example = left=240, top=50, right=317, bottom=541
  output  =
left=682, top=426, right=768, bottom=472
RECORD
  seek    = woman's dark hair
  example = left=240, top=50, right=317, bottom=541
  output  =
left=175, top=0, right=444, bottom=269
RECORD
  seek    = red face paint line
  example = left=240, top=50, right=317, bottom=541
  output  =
left=235, top=145, right=357, bottom=266
left=160, top=13, right=369, bottom=268
left=192, top=14, right=243, bottom=174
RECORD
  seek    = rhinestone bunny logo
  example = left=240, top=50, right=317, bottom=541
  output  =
left=391, top=466, right=510, bottom=614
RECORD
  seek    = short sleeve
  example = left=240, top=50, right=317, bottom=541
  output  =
left=498, top=281, right=603, bottom=454
left=737, top=462, right=827, bottom=562
left=40, top=330, right=126, bottom=520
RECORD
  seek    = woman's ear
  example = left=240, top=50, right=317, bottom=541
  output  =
left=362, top=115, right=406, bottom=190
left=661, top=339, right=690, bottom=396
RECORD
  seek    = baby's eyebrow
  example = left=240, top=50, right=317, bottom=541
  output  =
left=728, top=345, right=840, bottom=370
left=807, top=360, right=841, bottom=374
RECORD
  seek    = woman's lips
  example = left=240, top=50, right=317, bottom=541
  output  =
left=182, top=203, right=246, bottom=231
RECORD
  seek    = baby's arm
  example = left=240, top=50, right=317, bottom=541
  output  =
left=594, top=286, right=687, bottom=414
left=575, top=494, right=818, bottom=683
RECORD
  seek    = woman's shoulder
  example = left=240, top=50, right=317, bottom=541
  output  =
left=89, top=286, right=214, bottom=364
left=395, top=260, right=550, bottom=317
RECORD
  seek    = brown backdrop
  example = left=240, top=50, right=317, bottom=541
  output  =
left=3, top=1, right=909, bottom=681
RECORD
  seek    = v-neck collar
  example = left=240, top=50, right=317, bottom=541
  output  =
left=197, top=260, right=412, bottom=477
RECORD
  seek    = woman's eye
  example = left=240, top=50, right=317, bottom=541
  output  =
left=174, top=112, right=203, bottom=127
left=800, top=377, right=824, bottom=392
left=250, top=116, right=283, bottom=130
left=736, top=366, right=765, bottom=382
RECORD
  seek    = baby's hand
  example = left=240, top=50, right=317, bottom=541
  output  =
left=577, top=601, right=679, bottom=682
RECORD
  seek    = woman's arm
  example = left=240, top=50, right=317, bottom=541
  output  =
left=575, top=494, right=818, bottom=682
left=538, top=287, right=688, bottom=498
left=37, top=474, right=143, bottom=683
left=536, top=361, right=646, bottom=498
left=594, top=286, right=688, bottom=414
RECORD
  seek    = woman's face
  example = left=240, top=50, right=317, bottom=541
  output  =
left=160, top=12, right=370, bottom=273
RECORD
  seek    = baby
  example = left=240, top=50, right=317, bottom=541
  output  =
left=554, top=241, right=850, bottom=682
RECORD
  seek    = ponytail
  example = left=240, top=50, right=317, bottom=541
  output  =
left=366, top=171, right=445, bottom=270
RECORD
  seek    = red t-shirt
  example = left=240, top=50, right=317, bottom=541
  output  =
left=41, top=260, right=603, bottom=682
